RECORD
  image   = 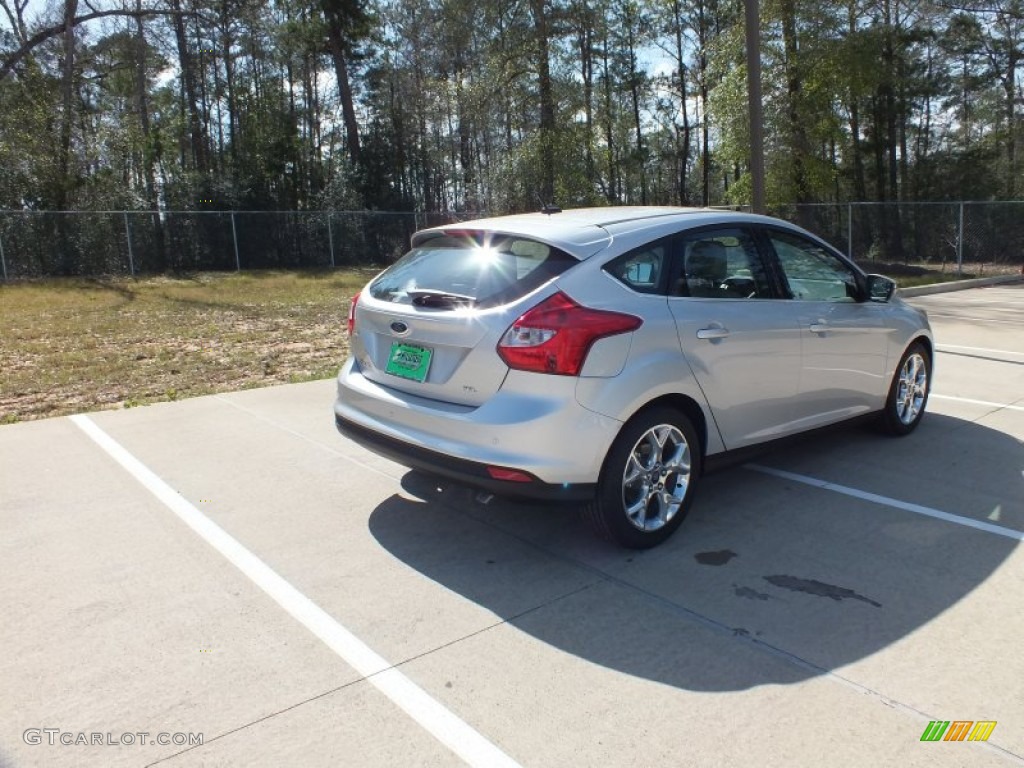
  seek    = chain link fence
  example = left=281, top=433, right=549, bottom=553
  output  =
left=777, top=202, right=1024, bottom=275
left=2, top=204, right=1022, bottom=279
left=0, top=210, right=482, bottom=279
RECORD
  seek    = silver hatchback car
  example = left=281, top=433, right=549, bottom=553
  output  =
left=335, top=207, right=932, bottom=548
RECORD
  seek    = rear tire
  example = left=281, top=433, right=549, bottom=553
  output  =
left=879, top=342, right=931, bottom=436
left=584, top=406, right=701, bottom=549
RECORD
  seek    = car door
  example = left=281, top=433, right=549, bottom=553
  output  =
left=762, top=227, right=891, bottom=428
left=666, top=227, right=803, bottom=449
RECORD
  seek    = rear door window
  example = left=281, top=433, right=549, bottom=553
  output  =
left=672, top=229, right=773, bottom=299
left=369, top=233, right=577, bottom=309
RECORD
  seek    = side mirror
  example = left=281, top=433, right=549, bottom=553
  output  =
left=865, top=274, right=897, bottom=303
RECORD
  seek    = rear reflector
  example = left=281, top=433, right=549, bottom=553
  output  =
left=486, top=466, right=535, bottom=483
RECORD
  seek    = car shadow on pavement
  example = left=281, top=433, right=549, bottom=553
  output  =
left=368, top=413, right=1021, bottom=691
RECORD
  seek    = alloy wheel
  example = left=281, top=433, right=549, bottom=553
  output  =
left=896, top=352, right=928, bottom=425
left=621, top=424, right=692, bottom=532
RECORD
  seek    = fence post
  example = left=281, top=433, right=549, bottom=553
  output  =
left=0, top=225, right=7, bottom=281
left=123, top=212, right=136, bottom=276
left=231, top=212, right=241, bottom=271
left=847, top=203, right=853, bottom=259
left=957, top=202, right=964, bottom=277
left=327, top=212, right=335, bottom=268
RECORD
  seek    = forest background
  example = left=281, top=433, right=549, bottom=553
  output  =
left=0, top=0, right=1022, bottom=271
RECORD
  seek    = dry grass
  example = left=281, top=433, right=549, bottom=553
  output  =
left=0, top=269, right=377, bottom=423
left=859, top=260, right=1023, bottom=288
left=4, top=263, right=1019, bottom=425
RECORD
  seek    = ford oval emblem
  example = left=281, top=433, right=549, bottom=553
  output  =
left=390, top=321, right=409, bottom=335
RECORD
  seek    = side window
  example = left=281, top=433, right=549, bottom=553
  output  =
left=672, top=229, right=771, bottom=299
left=604, top=241, right=668, bottom=294
left=768, top=230, right=860, bottom=302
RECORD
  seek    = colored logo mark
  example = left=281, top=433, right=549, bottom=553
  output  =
left=920, top=720, right=997, bottom=742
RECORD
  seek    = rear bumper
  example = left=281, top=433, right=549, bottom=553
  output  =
left=333, top=357, right=618, bottom=500
left=335, top=413, right=596, bottom=502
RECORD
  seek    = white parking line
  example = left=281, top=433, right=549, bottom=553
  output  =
left=925, top=312, right=1023, bottom=326
left=931, top=394, right=1024, bottom=413
left=936, top=344, right=1024, bottom=358
left=746, top=464, right=1024, bottom=542
left=69, top=414, right=521, bottom=768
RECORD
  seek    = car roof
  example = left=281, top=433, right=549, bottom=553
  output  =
left=412, top=207, right=792, bottom=257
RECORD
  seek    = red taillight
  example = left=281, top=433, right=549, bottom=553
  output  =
left=347, top=292, right=360, bottom=336
left=486, top=466, right=535, bottom=483
left=497, top=291, right=642, bottom=376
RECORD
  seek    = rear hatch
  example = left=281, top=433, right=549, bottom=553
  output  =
left=353, top=231, right=584, bottom=406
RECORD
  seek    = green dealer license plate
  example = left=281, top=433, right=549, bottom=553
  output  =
left=385, top=342, right=432, bottom=383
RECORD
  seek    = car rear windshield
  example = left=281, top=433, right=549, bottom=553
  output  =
left=368, top=232, right=577, bottom=309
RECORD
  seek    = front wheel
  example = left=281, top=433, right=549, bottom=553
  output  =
left=880, top=342, right=931, bottom=436
left=585, top=406, right=701, bottom=549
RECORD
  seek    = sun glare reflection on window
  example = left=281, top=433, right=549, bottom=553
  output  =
left=473, top=243, right=500, bottom=267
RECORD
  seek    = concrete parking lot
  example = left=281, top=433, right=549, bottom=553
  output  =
left=2, top=283, right=1022, bottom=768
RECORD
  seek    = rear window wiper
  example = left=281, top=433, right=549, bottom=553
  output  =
left=409, top=290, right=477, bottom=308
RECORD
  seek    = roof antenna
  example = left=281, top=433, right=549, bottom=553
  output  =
left=536, top=194, right=562, bottom=215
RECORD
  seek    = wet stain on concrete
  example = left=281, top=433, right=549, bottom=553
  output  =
left=764, top=575, right=881, bottom=608
left=734, top=584, right=771, bottom=601
left=694, top=549, right=737, bottom=566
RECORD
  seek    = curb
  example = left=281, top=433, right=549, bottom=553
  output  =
left=898, top=274, right=1024, bottom=298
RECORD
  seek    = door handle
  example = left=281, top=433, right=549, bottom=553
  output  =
left=696, top=326, right=730, bottom=340
left=809, top=321, right=828, bottom=334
